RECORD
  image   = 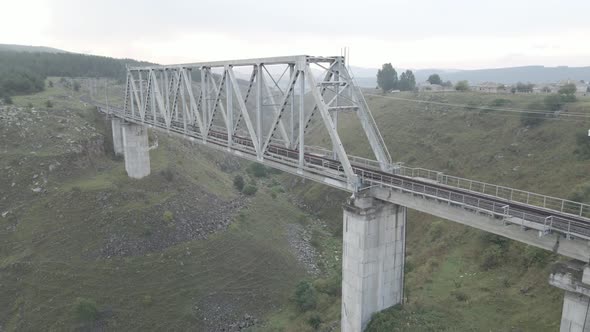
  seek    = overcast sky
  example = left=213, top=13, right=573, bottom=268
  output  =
left=2, top=0, right=590, bottom=69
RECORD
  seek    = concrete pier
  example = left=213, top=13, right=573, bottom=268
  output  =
left=111, top=118, right=124, bottom=156
left=341, top=196, right=406, bottom=332
left=122, top=123, right=150, bottom=179
left=550, top=261, right=590, bottom=332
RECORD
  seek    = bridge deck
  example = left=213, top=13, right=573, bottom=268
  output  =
left=98, top=104, right=590, bottom=247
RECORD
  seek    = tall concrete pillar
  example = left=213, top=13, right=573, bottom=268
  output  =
left=122, top=123, right=150, bottom=179
left=341, top=195, right=406, bottom=332
left=550, top=261, right=590, bottom=332
left=111, top=118, right=124, bottom=156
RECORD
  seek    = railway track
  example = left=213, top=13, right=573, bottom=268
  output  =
left=100, top=106, right=590, bottom=241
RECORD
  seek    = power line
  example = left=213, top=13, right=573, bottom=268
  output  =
left=366, top=93, right=590, bottom=119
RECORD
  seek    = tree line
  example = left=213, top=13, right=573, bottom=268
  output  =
left=0, top=50, right=152, bottom=98
left=377, top=64, right=416, bottom=92
left=377, top=64, right=457, bottom=93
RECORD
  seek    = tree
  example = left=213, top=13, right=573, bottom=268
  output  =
left=427, top=74, right=442, bottom=85
left=544, top=94, right=563, bottom=111
left=73, top=81, right=81, bottom=92
left=376, top=63, right=398, bottom=93
left=455, top=80, right=470, bottom=91
left=398, top=70, right=416, bottom=91
left=233, top=175, right=245, bottom=192
left=515, top=82, right=534, bottom=93
left=48, top=80, right=53, bottom=88
left=559, top=83, right=577, bottom=96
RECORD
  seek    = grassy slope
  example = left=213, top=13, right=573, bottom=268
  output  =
left=0, top=82, right=320, bottom=330
left=3, top=81, right=590, bottom=331
left=286, top=91, right=590, bottom=331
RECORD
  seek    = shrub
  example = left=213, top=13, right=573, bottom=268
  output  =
left=544, top=94, right=563, bottom=111
left=248, top=163, right=267, bottom=177
left=451, top=290, right=469, bottom=302
left=574, top=132, right=590, bottom=160
left=455, top=80, right=469, bottom=91
left=294, top=280, right=318, bottom=312
left=523, top=245, right=554, bottom=267
left=242, top=185, right=258, bottom=196
left=3, top=95, right=13, bottom=105
left=160, top=168, right=174, bottom=182
left=163, top=210, right=174, bottom=223
left=480, top=244, right=504, bottom=270
left=308, top=313, right=322, bottom=329
left=45, top=100, right=53, bottom=108
left=74, top=297, right=99, bottom=321
left=570, top=182, right=590, bottom=203
left=233, top=175, right=245, bottom=191
left=314, top=275, right=341, bottom=297
left=428, top=221, right=444, bottom=240
left=520, top=102, right=546, bottom=127
left=480, top=232, right=509, bottom=250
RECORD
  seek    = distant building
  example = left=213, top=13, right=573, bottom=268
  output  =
left=559, top=79, right=589, bottom=95
left=471, top=82, right=504, bottom=93
left=417, top=82, right=443, bottom=92
left=532, top=84, right=558, bottom=94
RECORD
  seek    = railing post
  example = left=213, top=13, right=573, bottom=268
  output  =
left=526, top=192, right=531, bottom=204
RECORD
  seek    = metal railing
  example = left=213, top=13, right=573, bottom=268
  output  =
left=303, top=144, right=589, bottom=219
left=352, top=166, right=590, bottom=241
left=100, top=105, right=590, bottom=240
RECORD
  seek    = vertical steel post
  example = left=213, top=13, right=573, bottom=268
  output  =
left=299, top=68, right=305, bottom=167
left=256, top=64, right=263, bottom=156
left=226, top=66, right=233, bottom=148
left=333, top=59, right=340, bottom=159
left=138, top=71, right=144, bottom=114
left=181, top=75, right=187, bottom=133
left=164, top=69, right=169, bottom=112
left=289, top=64, right=295, bottom=147
left=201, top=67, right=208, bottom=128
left=151, top=71, right=156, bottom=122
left=130, top=75, right=135, bottom=118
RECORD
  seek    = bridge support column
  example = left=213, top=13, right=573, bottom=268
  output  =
left=122, top=123, right=150, bottom=179
left=550, top=261, right=590, bottom=332
left=341, top=196, right=406, bottom=332
left=111, top=118, right=124, bottom=156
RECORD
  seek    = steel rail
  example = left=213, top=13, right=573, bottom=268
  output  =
left=99, top=104, right=590, bottom=241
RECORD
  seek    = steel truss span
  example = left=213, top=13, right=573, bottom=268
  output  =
left=121, top=55, right=390, bottom=191
left=107, top=55, right=590, bottom=246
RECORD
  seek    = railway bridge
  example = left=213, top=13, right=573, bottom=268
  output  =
left=97, top=55, right=590, bottom=332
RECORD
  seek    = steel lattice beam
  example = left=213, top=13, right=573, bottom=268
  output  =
left=122, top=55, right=392, bottom=190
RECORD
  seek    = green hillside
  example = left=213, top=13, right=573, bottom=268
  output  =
left=2, top=77, right=590, bottom=331
left=0, top=81, right=338, bottom=330
left=0, top=49, right=153, bottom=98
left=291, top=90, right=590, bottom=330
